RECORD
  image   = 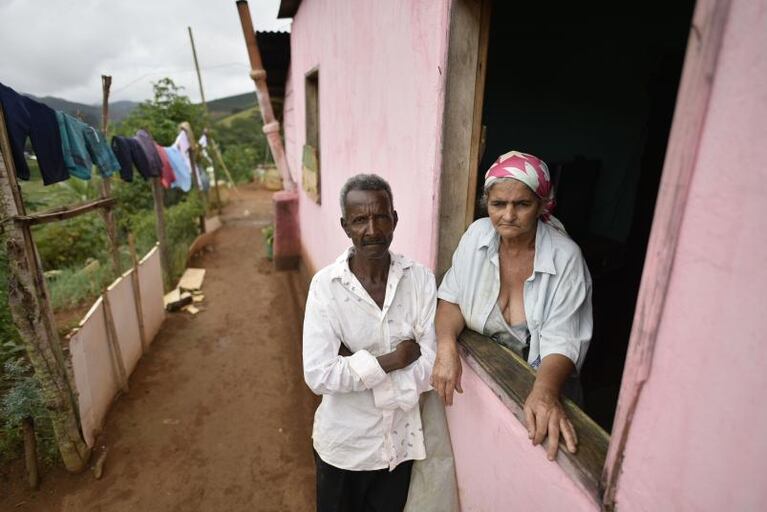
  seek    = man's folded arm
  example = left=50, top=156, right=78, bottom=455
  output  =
left=303, top=284, right=387, bottom=395
left=372, top=270, right=438, bottom=411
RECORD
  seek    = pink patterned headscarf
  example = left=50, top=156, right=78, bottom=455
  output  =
left=484, top=150, right=566, bottom=233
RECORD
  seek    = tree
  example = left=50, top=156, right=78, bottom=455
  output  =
left=0, top=150, right=90, bottom=473
left=116, top=78, right=204, bottom=146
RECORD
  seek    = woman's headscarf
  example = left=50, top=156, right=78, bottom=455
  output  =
left=484, top=150, right=566, bottom=233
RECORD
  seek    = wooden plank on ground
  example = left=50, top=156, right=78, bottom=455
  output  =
left=178, top=268, right=205, bottom=292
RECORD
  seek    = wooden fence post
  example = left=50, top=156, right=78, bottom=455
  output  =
left=128, top=233, right=148, bottom=352
left=101, top=291, right=129, bottom=393
left=0, top=105, right=91, bottom=473
left=187, top=145, right=207, bottom=234
left=151, top=177, right=170, bottom=286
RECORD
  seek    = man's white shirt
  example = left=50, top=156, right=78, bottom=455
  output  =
left=303, top=249, right=436, bottom=471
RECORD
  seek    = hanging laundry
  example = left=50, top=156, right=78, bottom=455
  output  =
left=134, top=129, right=163, bottom=178
left=155, top=143, right=176, bottom=189
left=56, top=112, right=120, bottom=180
left=111, top=135, right=157, bottom=181
left=172, top=128, right=195, bottom=183
left=165, top=145, right=191, bottom=192
left=198, top=129, right=213, bottom=166
left=110, top=135, right=135, bottom=182
left=0, top=81, right=68, bottom=185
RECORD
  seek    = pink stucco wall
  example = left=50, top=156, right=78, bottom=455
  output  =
left=285, top=2, right=599, bottom=510
left=285, top=0, right=767, bottom=510
left=447, top=364, right=597, bottom=511
left=284, top=0, right=450, bottom=271
left=615, top=1, right=767, bottom=510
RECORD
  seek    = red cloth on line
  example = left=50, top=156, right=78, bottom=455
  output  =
left=154, top=143, right=176, bottom=189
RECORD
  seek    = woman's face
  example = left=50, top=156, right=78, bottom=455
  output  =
left=487, top=179, right=543, bottom=242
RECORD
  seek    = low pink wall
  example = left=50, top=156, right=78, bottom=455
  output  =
left=447, top=362, right=597, bottom=511
left=285, top=0, right=450, bottom=270
left=69, top=246, right=165, bottom=446
left=615, top=1, right=767, bottom=510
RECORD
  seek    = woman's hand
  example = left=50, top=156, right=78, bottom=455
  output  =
left=431, top=340, right=463, bottom=405
left=523, top=384, right=578, bottom=460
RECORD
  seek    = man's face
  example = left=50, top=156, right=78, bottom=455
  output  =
left=341, top=189, right=398, bottom=260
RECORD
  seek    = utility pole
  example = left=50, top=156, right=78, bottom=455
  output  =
left=188, top=26, right=222, bottom=213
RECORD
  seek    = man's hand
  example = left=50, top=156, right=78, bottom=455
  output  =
left=431, top=340, right=463, bottom=406
left=393, top=339, right=421, bottom=368
left=523, top=384, right=578, bottom=460
left=375, top=340, right=420, bottom=373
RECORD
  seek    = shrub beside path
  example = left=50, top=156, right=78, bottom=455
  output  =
left=1, top=184, right=318, bottom=511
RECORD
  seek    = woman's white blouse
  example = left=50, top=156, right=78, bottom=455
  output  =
left=437, top=218, right=592, bottom=371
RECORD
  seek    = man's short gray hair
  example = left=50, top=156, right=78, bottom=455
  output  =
left=339, top=174, right=394, bottom=218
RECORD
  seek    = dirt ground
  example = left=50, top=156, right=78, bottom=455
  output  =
left=1, top=184, right=319, bottom=511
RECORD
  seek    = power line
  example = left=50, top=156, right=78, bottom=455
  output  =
left=108, top=62, right=250, bottom=98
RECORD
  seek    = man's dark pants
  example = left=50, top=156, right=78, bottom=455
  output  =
left=314, top=451, right=413, bottom=512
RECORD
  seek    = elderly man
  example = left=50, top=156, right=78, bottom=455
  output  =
left=303, top=174, right=437, bottom=512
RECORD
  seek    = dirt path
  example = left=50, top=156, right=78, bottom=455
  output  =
left=1, top=185, right=319, bottom=511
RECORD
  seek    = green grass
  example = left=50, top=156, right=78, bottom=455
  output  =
left=46, top=262, right=117, bottom=311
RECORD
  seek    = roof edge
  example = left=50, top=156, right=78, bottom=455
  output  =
left=277, top=0, right=302, bottom=18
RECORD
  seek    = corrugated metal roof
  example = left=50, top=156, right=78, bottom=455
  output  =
left=256, top=31, right=291, bottom=104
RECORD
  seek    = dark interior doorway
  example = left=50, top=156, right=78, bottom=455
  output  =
left=475, top=0, right=696, bottom=430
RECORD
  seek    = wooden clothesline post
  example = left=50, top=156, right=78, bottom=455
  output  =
left=0, top=104, right=91, bottom=473
left=99, top=75, right=122, bottom=276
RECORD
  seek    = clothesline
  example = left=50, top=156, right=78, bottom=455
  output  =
left=0, top=80, right=207, bottom=193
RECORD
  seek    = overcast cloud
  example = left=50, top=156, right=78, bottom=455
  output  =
left=0, top=0, right=290, bottom=104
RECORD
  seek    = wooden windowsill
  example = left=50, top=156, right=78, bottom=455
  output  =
left=457, top=329, right=609, bottom=504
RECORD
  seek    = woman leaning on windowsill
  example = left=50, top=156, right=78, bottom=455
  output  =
left=431, top=150, right=593, bottom=461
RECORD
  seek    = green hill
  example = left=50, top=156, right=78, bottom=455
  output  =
left=206, top=92, right=258, bottom=120
left=28, top=95, right=139, bottom=126
left=215, top=106, right=260, bottom=127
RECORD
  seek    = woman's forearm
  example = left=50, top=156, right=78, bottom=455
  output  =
left=435, top=300, right=466, bottom=349
left=533, top=354, right=574, bottom=394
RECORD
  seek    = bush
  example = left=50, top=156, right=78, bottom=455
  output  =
left=222, top=144, right=259, bottom=184
left=127, top=193, right=204, bottom=284
left=33, top=215, right=108, bottom=271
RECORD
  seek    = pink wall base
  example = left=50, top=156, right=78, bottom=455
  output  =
left=273, top=191, right=300, bottom=270
left=446, top=361, right=597, bottom=511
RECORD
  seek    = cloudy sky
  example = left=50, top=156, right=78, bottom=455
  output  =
left=0, top=0, right=290, bottom=105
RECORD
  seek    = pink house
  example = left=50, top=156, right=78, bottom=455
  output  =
left=265, top=0, right=767, bottom=509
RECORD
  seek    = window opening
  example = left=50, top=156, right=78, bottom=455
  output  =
left=303, top=68, right=320, bottom=203
left=475, top=0, right=696, bottom=430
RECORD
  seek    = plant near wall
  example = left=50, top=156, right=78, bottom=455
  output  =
left=1, top=358, right=59, bottom=477
left=262, top=224, right=274, bottom=260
